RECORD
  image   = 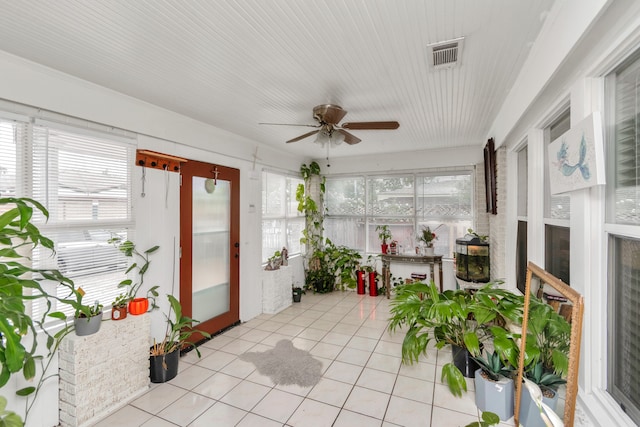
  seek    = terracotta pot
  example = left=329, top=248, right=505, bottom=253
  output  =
left=111, top=305, right=127, bottom=321
left=128, top=297, right=149, bottom=315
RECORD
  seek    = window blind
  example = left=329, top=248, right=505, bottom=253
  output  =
left=610, top=236, right=640, bottom=424
left=0, top=114, right=135, bottom=321
left=611, top=58, right=640, bottom=224
left=544, top=110, right=571, bottom=220
left=261, top=171, right=303, bottom=262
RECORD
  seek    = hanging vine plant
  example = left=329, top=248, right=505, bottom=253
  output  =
left=296, top=161, right=328, bottom=288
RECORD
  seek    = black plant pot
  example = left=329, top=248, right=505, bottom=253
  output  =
left=150, top=347, right=179, bottom=383
left=292, top=289, right=303, bottom=302
left=452, top=345, right=481, bottom=378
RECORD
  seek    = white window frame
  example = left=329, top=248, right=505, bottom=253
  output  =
left=0, top=111, right=136, bottom=321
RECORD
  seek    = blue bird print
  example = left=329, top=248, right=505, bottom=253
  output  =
left=555, top=134, right=590, bottom=180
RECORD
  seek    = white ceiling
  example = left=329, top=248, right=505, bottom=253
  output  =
left=0, top=0, right=555, bottom=159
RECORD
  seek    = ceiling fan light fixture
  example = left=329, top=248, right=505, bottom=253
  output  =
left=314, top=128, right=344, bottom=147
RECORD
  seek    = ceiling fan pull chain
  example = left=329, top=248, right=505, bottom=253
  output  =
left=326, top=143, right=331, bottom=168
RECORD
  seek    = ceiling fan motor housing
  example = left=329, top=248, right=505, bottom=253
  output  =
left=313, top=104, right=347, bottom=125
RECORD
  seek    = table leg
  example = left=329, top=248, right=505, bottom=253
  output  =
left=383, top=261, right=391, bottom=299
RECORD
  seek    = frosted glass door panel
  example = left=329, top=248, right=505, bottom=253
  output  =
left=192, top=177, right=230, bottom=322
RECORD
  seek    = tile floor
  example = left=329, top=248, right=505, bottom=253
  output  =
left=96, top=291, right=516, bottom=427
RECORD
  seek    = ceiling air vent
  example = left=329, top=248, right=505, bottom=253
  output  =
left=428, top=37, right=464, bottom=69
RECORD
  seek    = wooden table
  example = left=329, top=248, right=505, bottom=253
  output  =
left=381, top=254, right=443, bottom=298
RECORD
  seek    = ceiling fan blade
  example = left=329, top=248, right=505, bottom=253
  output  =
left=341, top=121, right=400, bottom=130
left=259, top=122, right=319, bottom=128
left=287, top=129, right=319, bottom=143
left=337, top=129, right=361, bottom=145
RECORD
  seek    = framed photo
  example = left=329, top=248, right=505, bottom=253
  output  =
left=484, top=138, right=497, bottom=214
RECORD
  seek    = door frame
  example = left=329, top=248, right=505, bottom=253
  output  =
left=179, top=159, right=240, bottom=342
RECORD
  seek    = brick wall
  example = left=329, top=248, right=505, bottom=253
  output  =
left=262, top=265, right=293, bottom=314
left=59, top=313, right=150, bottom=427
left=476, top=145, right=507, bottom=282
left=489, top=146, right=507, bottom=281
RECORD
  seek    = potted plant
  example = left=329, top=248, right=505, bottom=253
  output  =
left=292, top=285, right=305, bottom=303
left=265, top=250, right=282, bottom=270
left=517, top=297, right=570, bottom=427
left=109, top=236, right=160, bottom=315
left=376, top=225, right=392, bottom=254
left=73, top=294, right=104, bottom=337
left=388, top=281, right=523, bottom=397
left=111, top=293, right=129, bottom=320
left=417, top=225, right=439, bottom=255
left=472, top=328, right=520, bottom=421
left=150, top=294, right=211, bottom=383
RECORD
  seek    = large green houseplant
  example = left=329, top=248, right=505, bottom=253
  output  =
left=388, top=281, right=524, bottom=396
left=0, top=197, right=83, bottom=425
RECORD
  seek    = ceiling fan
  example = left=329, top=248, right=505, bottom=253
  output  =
left=260, top=104, right=399, bottom=145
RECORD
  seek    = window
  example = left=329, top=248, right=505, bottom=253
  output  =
left=325, top=171, right=472, bottom=257
left=324, top=176, right=366, bottom=250
left=0, top=115, right=134, bottom=320
left=544, top=110, right=571, bottom=220
left=261, top=171, right=303, bottom=262
left=544, top=110, right=571, bottom=283
left=606, top=51, right=640, bottom=425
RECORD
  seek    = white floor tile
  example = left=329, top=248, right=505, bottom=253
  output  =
left=236, top=412, right=286, bottom=427
left=188, top=401, right=247, bottom=426
left=430, top=406, right=480, bottom=427
left=323, top=360, right=364, bottom=384
left=366, top=353, right=402, bottom=374
left=196, top=350, right=236, bottom=371
left=130, top=383, right=187, bottom=414
left=169, top=364, right=214, bottom=390
left=192, top=371, right=243, bottom=400
left=384, top=395, right=431, bottom=427
left=336, top=346, right=372, bottom=366
left=287, top=398, right=341, bottom=427
left=343, top=385, right=391, bottom=420
left=219, top=380, right=272, bottom=411
left=307, top=377, right=354, bottom=407
left=334, top=409, right=383, bottom=427
left=94, top=404, right=153, bottom=427
left=392, top=375, right=434, bottom=404
left=157, top=391, right=215, bottom=426
left=356, top=367, right=397, bottom=393
left=251, top=389, right=304, bottom=423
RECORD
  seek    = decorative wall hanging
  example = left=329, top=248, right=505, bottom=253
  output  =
left=548, top=112, right=605, bottom=195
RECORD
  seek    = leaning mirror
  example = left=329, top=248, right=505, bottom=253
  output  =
left=514, top=261, right=584, bottom=427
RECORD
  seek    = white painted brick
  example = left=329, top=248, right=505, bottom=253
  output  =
left=59, top=314, right=150, bottom=427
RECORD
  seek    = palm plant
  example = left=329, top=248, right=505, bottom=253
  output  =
left=388, top=281, right=524, bottom=396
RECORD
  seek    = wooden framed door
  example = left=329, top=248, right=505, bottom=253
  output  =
left=180, top=160, right=240, bottom=340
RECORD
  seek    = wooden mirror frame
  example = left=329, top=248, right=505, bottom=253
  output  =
left=514, top=262, right=584, bottom=427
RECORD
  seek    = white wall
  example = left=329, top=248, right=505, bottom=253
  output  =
left=0, top=50, right=308, bottom=426
left=494, top=1, right=640, bottom=426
